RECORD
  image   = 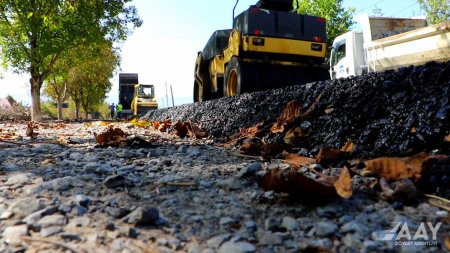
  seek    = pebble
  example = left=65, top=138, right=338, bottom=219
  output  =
left=40, top=226, right=63, bottom=237
left=236, top=162, right=262, bottom=178
left=218, top=241, right=256, bottom=253
left=314, top=221, right=338, bottom=237
left=75, top=194, right=91, bottom=207
left=436, top=210, right=448, bottom=218
left=0, top=121, right=448, bottom=253
left=9, top=197, right=45, bottom=218
left=280, top=216, right=298, bottom=231
left=5, top=173, right=33, bottom=185
left=2, top=224, right=29, bottom=246
left=257, top=231, right=283, bottom=246
left=207, top=234, right=232, bottom=249
left=215, top=178, right=243, bottom=190
left=103, top=174, right=126, bottom=188
left=38, top=214, right=66, bottom=227
left=340, top=220, right=370, bottom=236
left=122, top=206, right=159, bottom=225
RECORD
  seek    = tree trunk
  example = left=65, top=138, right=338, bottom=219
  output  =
left=74, top=100, right=80, bottom=119
left=57, top=99, right=63, bottom=120
left=30, top=78, right=42, bottom=122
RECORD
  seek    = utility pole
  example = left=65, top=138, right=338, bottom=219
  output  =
left=170, top=85, right=175, bottom=107
left=165, top=82, right=169, bottom=108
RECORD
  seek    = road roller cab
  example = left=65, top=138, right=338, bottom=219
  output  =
left=194, top=0, right=330, bottom=102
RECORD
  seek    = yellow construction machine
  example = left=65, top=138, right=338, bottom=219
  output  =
left=194, top=0, right=330, bottom=102
left=119, top=73, right=158, bottom=116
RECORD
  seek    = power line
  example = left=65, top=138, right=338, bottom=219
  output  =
left=389, top=3, right=418, bottom=17
left=355, top=0, right=388, bottom=14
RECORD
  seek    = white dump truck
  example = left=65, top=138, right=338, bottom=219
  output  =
left=330, top=14, right=450, bottom=79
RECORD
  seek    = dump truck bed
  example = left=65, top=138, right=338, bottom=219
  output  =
left=356, top=15, right=450, bottom=72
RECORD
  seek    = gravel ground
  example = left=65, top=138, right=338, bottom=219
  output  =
left=145, top=61, right=450, bottom=157
left=0, top=121, right=449, bottom=253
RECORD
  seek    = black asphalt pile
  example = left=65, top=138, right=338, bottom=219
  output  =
left=145, top=61, right=450, bottom=157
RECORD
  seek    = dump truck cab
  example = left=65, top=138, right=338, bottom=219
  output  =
left=131, top=84, right=158, bottom=116
left=194, top=0, right=330, bottom=102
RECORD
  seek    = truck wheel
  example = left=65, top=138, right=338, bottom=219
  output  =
left=194, top=80, right=201, bottom=102
left=224, top=57, right=246, bottom=97
left=193, top=77, right=211, bottom=102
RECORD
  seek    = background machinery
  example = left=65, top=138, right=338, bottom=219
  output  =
left=193, top=0, right=330, bottom=102
left=118, top=73, right=158, bottom=117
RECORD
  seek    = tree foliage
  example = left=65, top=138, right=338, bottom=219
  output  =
left=417, top=0, right=450, bottom=24
left=293, top=0, right=355, bottom=50
left=65, top=40, right=119, bottom=119
left=0, top=0, right=142, bottom=121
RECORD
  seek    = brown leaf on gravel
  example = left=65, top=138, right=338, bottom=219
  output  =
left=0, top=130, right=16, bottom=140
left=153, top=119, right=171, bottom=132
left=41, top=158, right=55, bottom=166
left=316, top=148, right=347, bottom=166
left=271, top=100, right=303, bottom=133
left=26, top=122, right=39, bottom=138
left=240, top=138, right=262, bottom=155
left=94, top=126, right=128, bottom=147
left=173, top=121, right=188, bottom=138
left=362, top=152, right=448, bottom=180
left=316, top=141, right=354, bottom=166
left=341, top=140, right=355, bottom=152
left=186, top=122, right=207, bottom=139
left=223, top=122, right=268, bottom=148
left=445, top=134, right=450, bottom=142
left=260, top=167, right=352, bottom=199
left=282, top=153, right=316, bottom=169
left=379, top=177, right=417, bottom=203
left=283, top=127, right=307, bottom=146
left=333, top=167, right=353, bottom=198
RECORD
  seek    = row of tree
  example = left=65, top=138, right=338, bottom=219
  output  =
left=0, top=0, right=141, bottom=121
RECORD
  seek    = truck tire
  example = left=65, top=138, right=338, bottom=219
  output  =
left=224, top=57, right=247, bottom=97
left=193, top=53, right=211, bottom=102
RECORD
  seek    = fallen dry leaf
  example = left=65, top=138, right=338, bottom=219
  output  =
left=316, top=148, right=348, bottom=166
left=94, top=126, right=128, bottom=147
left=260, top=167, right=352, bottom=199
left=26, top=122, right=39, bottom=138
left=283, top=127, right=307, bottom=146
left=130, top=118, right=151, bottom=128
left=362, top=152, right=448, bottom=181
left=282, top=153, right=316, bottom=169
left=271, top=100, right=303, bottom=133
left=223, top=122, right=268, bottom=148
left=379, top=177, right=417, bottom=203
left=186, top=122, right=207, bottom=139
left=270, top=94, right=323, bottom=134
left=41, top=158, right=55, bottom=166
left=240, top=138, right=262, bottom=155
left=341, top=140, right=355, bottom=152
left=333, top=167, right=353, bottom=198
left=316, top=141, right=354, bottom=166
left=153, top=119, right=171, bottom=132
left=173, top=121, right=188, bottom=138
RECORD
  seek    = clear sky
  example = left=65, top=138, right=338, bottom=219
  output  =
left=0, top=0, right=424, bottom=107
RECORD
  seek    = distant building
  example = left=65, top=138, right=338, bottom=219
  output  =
left=0, top=98, right=13, bottom=109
